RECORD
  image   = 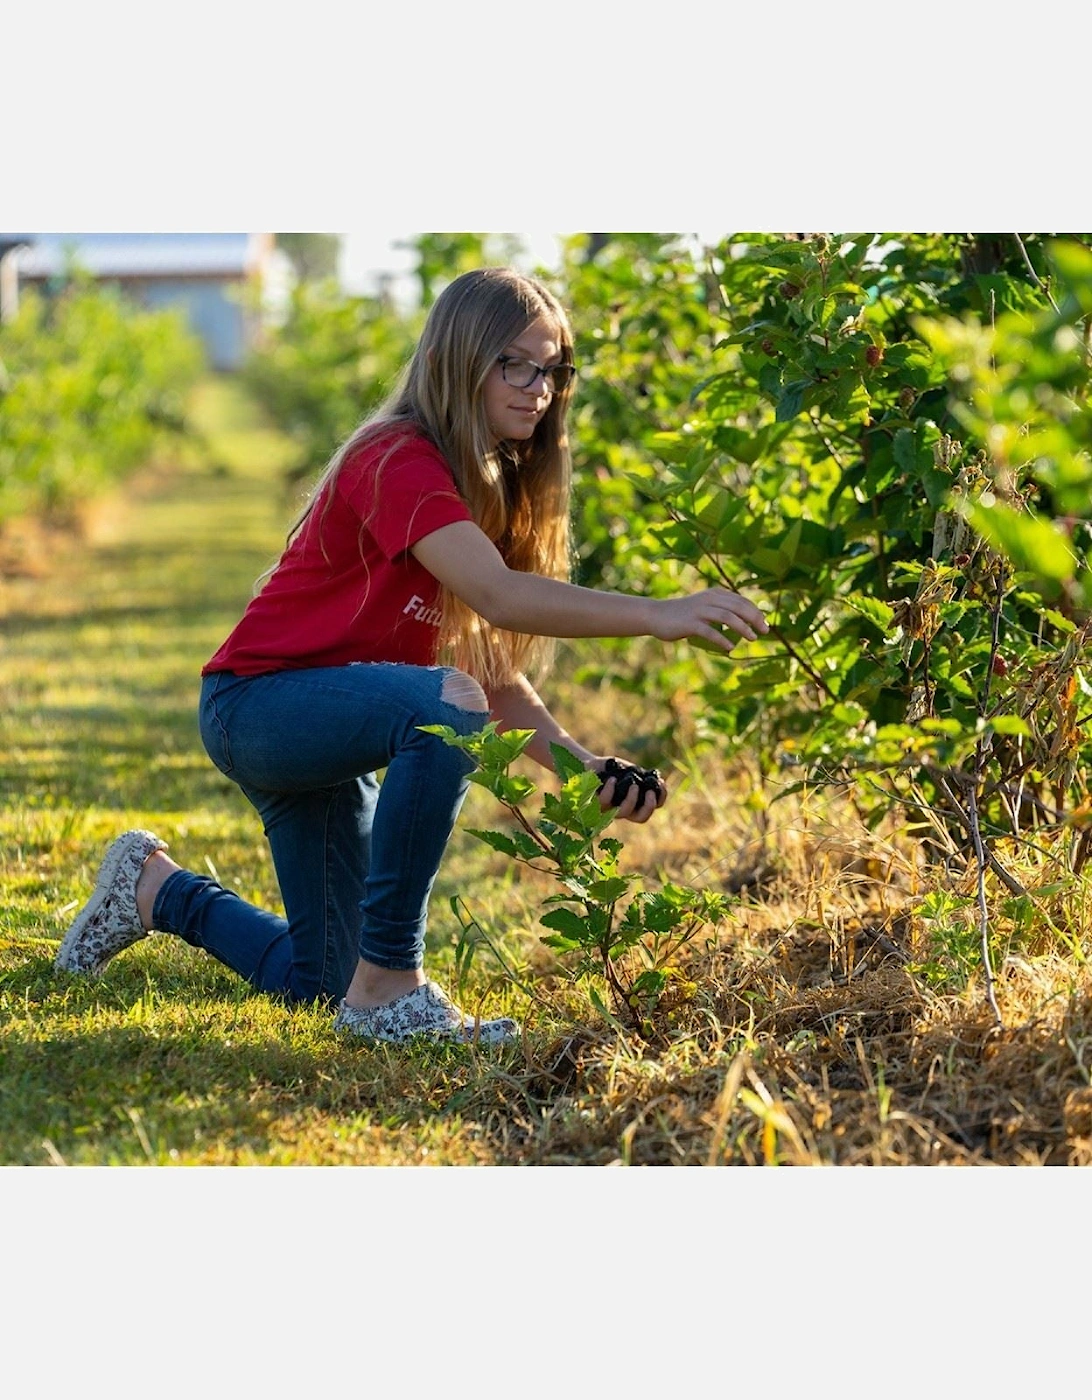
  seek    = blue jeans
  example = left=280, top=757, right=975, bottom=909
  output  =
left=151, top=664, right=489, bottom=1005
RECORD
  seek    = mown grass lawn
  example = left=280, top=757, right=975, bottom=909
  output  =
left=5, top=377, right=1092, bottom=1168
left=0, top=379, right=537, bottom=1165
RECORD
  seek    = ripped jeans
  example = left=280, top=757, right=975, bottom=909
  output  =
left=150, top=664, right=489, bottom=1005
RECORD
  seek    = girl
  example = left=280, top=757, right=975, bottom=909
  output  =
left=55, top=267, right=768, bottom=1044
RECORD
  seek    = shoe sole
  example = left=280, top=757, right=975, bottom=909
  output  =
left=54, top=833, right=151, bottom=975
left=334, top=1014, right=520, bottom=1046
left=332, top=982, right=520, bottom=1045
left=434, top=1023, right=521, bottom=1047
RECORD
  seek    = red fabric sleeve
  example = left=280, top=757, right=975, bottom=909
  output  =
left=338, top=436, right=473, bottom=561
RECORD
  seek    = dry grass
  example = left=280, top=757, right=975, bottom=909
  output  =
left=448, top=734, right=1092, bottom=1166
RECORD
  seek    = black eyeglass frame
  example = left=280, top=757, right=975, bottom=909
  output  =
left=496, top=354, right=577, bottom=394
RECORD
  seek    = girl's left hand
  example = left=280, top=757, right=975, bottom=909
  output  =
left=589, top=757, right=668, bottom=824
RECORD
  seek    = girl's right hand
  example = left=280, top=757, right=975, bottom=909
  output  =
left=649, top=589, right=769, bottom=652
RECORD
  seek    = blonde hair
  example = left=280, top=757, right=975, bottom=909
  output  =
left=273, top=266, right=576, bottom=690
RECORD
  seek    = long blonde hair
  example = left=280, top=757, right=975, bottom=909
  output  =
left=275, top=266, right=576, bottom=690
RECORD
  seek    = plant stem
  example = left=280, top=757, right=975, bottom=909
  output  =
left=1012, top=233, right=1061, bottom=315
left=597, top=915, right=631, bottom=1021
left=506, top=800, right=553, bottom=855
left=693, top=551, right=838, bottom=700
left=965, top=778, right=1004, bottom=1029
left=927, top=768, right=1028, bottom=897
left=807, top=408, right=849, bottom=472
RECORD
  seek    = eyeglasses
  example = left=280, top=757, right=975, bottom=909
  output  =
left=497, top=355, right=576, bottom=394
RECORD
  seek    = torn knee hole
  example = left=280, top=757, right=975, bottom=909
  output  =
left=441, top=670, right=488, bottom=714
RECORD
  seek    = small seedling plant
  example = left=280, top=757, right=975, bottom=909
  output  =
left=420, top=721, right=734, bottom=1039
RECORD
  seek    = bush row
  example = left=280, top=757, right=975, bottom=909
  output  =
left=0, top=276, right=205, bottom=525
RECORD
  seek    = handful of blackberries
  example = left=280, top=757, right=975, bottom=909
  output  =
left=595, top=756, right=664, bottom=808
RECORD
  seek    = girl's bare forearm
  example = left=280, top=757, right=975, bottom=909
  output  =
left=481, top=571, right=655, bottom=641
left=487, top=674, right=597, bottom=771
left=412, top=520, right=766, bottom=649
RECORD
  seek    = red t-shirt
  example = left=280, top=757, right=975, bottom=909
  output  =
left=203, top=430, right=474, bottom=676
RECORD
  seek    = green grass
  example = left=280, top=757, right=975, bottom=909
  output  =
left=0, top=378, right=545, bottom=1165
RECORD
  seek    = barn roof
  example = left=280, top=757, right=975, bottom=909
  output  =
left=5, top=233, right=270, bottom=279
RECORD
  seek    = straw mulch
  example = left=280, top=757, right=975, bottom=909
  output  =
left=458, top=774, right=1092, bottom=1166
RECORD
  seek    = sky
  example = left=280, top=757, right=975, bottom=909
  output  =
left=337, top=230, right=565, bottom=305
left=337, top=232, right=737, bottom=307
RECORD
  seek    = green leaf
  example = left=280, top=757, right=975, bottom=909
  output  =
left=639, top=899, right=687, bottom=934
left=495, top=774, right=537, bottom=806
left=919, top=717, right=963, bottom=736
left=541, top=933, right=581, bottom=953
left=466, top=828, right=519, bottom=858
left=586, top=877, right=631, bottom=903
left=893, top=420, right=949, bottom=505
left=1047, top=239, right=1092, bottom=317
left=750, top=545, right=792, bottom=580
left=541, top=826, right=593, bottom=868
left=509, top=830, right=548, bottom=861
left=965, top=499, right=1077, bottom=584
left=498, top=728, right=536, bottom=761
left=418, top=722, right=470, bottom=750
left=863, top=445, right=900, bottom=496
left=646, top=430, right=691, bottom=464
left=550, top=743, right=589, bottom=782
left=631, top=968, right=669, bottom=999
left=1041, top=607, right=1077, bottom=635
left=714, top=424, right=762, bottom=464
left=843, top=594, right=896, bottom=632
left=540, top=907, right=590, bottom=941
left=779, top=517, right=803, bottom=566
left=986, top=715, right=1031, bottom=737
left=694, top=486, right=738, bottom=529
left=560, top=771, right=606, bottom=812
left=775, top=379, right=809, bottom=422
left=418, top=722, right=457, bottom=741
left=778, top=593, right=827, bottom=643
